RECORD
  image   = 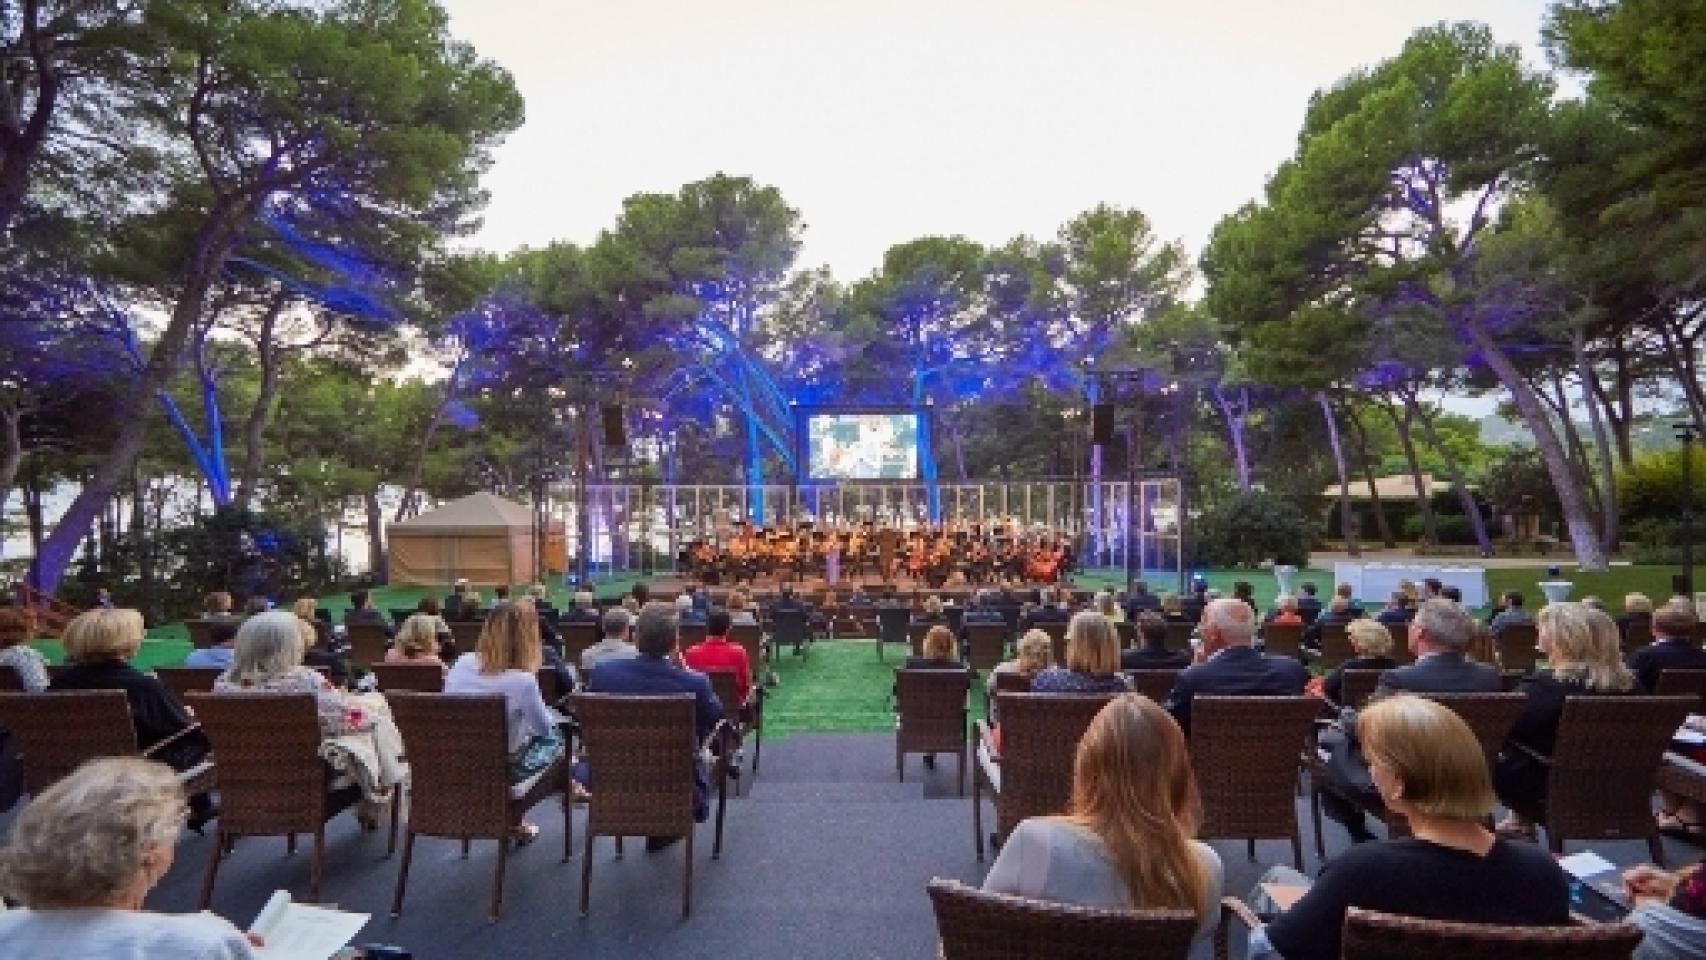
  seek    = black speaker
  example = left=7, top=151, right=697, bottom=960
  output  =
left=600, top=404, right=627, bottom=446
left=1090, top=403, right=1115, bottom=444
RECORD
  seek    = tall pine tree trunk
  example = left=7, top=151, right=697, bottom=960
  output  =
left=1319, top=392, right=1359, bottom=556
left=1210, top=385, right=1251, bottom=491
left=1345, top=404, right=1396, bottom=547
left=364, top=490, right=387, bottom=583
left=1574, top=329, right=1620, bottom=554
left=233, top=291, right=289, bottom=511
left=1405, top=391, right=1493, bottom=557
left=1383, top=400, right=1437, bottom=546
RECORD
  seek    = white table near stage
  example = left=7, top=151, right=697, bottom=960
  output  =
left=1333, top=561, right=1490, bottom=608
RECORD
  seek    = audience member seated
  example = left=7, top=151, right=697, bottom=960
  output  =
left=1125, top=580, right=1161, bottom=619
left=1246, top=695, right=1571, bottom=960
left=1487, top=589, right=1534, bottom=633
left=183, top=619, right=238, bottom=670
left=52, top=609, right=216, bottom=829
left=1092, top=591, right=1125, bottom=624
left=585, top=601, right=724, bottom=849
left=560, top=590, right=600, bottom=625
left=1303, top=597, right=1357, bottom=649
left=1495, top=602, right=1643, bottom=840
left=987, top=630, right=1053, bottom=723
left=1263, top=594, right=1303, bottom=629
left=960, top=589, right=1006, bottom=636
left=630, top=581, right=651, bottom=606
left=913, top=594, right=949, bottom=627
left=1295, top=582, right=1322, bottom=624
left=1440, top=584, right=1463, bottom=604
left=1333, top=582, right=1363, bottom=617
left=290, top=596, right=349, bottom=687
left=898, top=625, right=972, bottom=769
left=0, top=606, right=49, bottom=691
left=1232, top=580, right=1258, bottom=615
left=0, top=758, right=260, bottom=957
left=1618, top=591, right=1656, bottom=644
left=1319, top=618, right=1398, bottom=707
left=1627, top=599, right=1706, bottom=693
left=1031, top=612, right=1131, bottom=695
left=1121, top=611, right=1191, bottom=670
left=1374, top=591, right=1415, bottom=626
left=445, top=600, right=564, bottom=842
left=1020, top=587, right=1071, bottom=632
left=413, top=596, right=454, bottom=646
left=581, top=608, right=638, bottom=675
left=1164, top=598, right=1309, bottom=734
left=771, top=585, right=813, bottom=654
left=683, top=609, right=752, bottom=706
left=727, top=590, right=759, bottom=626
left=386, top=614, right=449, bottom=674
left=216, top=611, right=375, bottom=741
left=343, top=589, right=394, bottom=639
left=242, top=597, right=270, bottom=618
left=1422, top=577, right=1443, bottom=600
left=1625, top=860, right=1706, bottom=960
left=1159, top=591, right=1189, bottom=623
left=983, top=694, right=1222, bottom=950
left=202, top=591, right=236, bottom=621
left=682, top=582, right=711, bottom=617
left=443, top=578, right=473, bottom=620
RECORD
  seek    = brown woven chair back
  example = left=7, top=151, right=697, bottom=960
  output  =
left=1495, top=624, right=1540, bottom=674
left=370, top=662, right=445, bottom=693
left=706, top=669, right=742, bottom=713
left=560, top=621, right=600, bottom=664
left=186, top=618, right=223, bottom=649
left=966, top=623, right=1009, bottom=672
left=1338, top=668, right=1388, bottom=709
left=184, top=692, right=330, bottom=835
left=1655, top=668, right=1706, bottom=711
left=0, top=690, right=138, bottom=795
left=537, top=666, right=564, bottom=706
left=896, top=669, right=969, bottom=756
left=679, top=623, right=708, bottom=648
left=572, top=693, right=697, bottom=837
left=993, top=671, right=1034, bottom=695
left=1385, top=622, right=1412, bottom=662
left=1541, top=694, right=1694, bottom=858
left=1316, top=623, right=1354, bottom=669
left=992, top=693, right=1116, bottom=837
left=1656, top=754, right=1706, bottom=808
left=1263, top=623, right=1304, bottom=659
left=730, top=623, right=763, bottom=665
left=907, top=621, right=932, bottom=658
left=1341, top=906, right=1642, bottom=959
left=1164, top=622, right=1194, bottom=652
left=387, top=692, right=512, bottom=837
left=1125, top=669, right=1182, bottom=704
left=1190, top=695, right=1320, bottom=867
left=1416, top=692, right=1525, bottom=766
left=45, top=663, right=73, bottom=685
left=1116, top=621, right=1136, bottom=648
left=0, top=665, right=22, bottom=690
left=1623, top=618, right=1653, bottom=652
left=155, top=666, right=226, bottom=701
left=450, top=620, right=486, bottom=654
left=345, top=623, right=389, bottom=671
left=926, top=877, right=1196, bottom=960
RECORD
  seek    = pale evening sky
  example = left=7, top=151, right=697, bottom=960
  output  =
left=439, top=0, right=1559, bottom=285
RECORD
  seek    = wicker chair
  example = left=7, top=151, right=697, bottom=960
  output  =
left=730, top=623, right=764, bottom=668
left=1384, top=622, right=1412, bottom=663
left=1313, top=623, right=1355, bottom=669
left=450, top=620, right=487, bottom=656
left=678, top=622, right=708, bottom=648
left=559, top=621, right=600, bottom=666
left=877, top=607, right=911, bottom=659
left=0, top=690, right=214, bottom=797
left=705, top=668, right=758, bottom=793
left=1495, top=624, right=1540, bottom=675
left=1115, top=621, right=1136, bottom=649
left=1656, top=752, right=1706, bottom=809
left=185, top=693, right=370, bottom=908
left=1124, top=668, right=1183, bottom=705
left=966, top=623, right=1010, bottom=673
left=1164, top=623, right=1195, bottom=652
left=153, top=666, right=226, bottom=702
left=926, top=877, right=1198, bottom=960
left=370, top=662, right=446, bottom=693
left=768, top=609, right=811, bottom=661
left=906, top=621, right=932, bottom=659
left=1623, top=618, right=1654, bottom=653
left=386, top=692, right=569, bottom=920
left=1508, top=694, right=1695, bottom=864
left=896, top=668, right=970, bottom=794
left=1262, top=623, right=1305, bottom=660
left=346, top=622, right=390, bottom=673
left=1191, top=695, right=1321, bottom=869
left=1655, top=668, right=1706, bottom=711
left=1340, top=906, right=1643, bottom=959
left=571, top=692, right=730, bottom=918
left=1336, top=668, right=1387, bottom=710
left=972, top=692, right=1116, bottom=861
left=185, top=618, right=223, bottom=649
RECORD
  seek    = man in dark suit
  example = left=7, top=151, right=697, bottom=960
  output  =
left=1125, top=580, right=1161, bottom=620
left=443, top=579, right=473, bottom=621
left=1121, top=612, right=1191, bottom=670
left=343, top=589, right=394, bottom=639
left=1320, top=598, right=1500, bottom=841
left=1488, top=589, right=1535, bottom=633
left=585, top=601, right=724, bottom=850
left=1295, top=582, right=1323, bottom=625
left=1164, top=598, right=1309, bottom=735
left=560, top=590, right=601, bottom=625
left=1627, top=600, right=1706, bottom=692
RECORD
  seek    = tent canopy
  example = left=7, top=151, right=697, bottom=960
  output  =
left=387, top=492, right=562, bottom=586
left=1321, top=474, right=1458, bottom=501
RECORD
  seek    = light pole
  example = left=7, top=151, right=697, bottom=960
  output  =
left=1677, top=422, right=1698, bottom=598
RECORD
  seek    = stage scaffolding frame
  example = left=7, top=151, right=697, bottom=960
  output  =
left=548, top=479, right=1182, bottom=582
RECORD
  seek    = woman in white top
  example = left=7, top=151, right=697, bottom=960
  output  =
left=0, top=756, right=259, bottom=958
left=984, top=693, right=1223, bottom=954
left=213, top=612, right=372, bottom=737
left=445, top=600, right=560, bottom=841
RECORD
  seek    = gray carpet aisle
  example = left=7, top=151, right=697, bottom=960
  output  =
left=8, top=732, right=1702, bottom=958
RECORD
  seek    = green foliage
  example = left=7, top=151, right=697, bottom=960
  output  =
left=1480, top=447, right=1562, bottom=523
left=1401, top=513, right=1479, bottom=546
left=1189, top=491, right=1317, bottom=568
left=1617, top=446, right=1706, bottom=524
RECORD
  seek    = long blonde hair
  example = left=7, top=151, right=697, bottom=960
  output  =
left=476, top=601, right=542, bottom=674
left=1064, top=611, right=1119, bottom=675
left=1063, top=694, right=1209, bottom=919
left=1539, top=602, right=1636, bottom=692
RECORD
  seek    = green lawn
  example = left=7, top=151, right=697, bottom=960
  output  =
left=760, top=638, right=986, bottom=739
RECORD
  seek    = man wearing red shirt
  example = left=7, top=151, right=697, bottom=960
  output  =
left=682, top=609, right=751, bottom=706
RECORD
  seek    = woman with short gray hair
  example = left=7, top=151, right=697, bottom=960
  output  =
left=0, top=757, right=259, bottom=957
left=214, top=611, right=373, bottom=736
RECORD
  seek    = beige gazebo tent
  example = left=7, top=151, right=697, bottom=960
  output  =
left=387, top=492, right=564, bottom=585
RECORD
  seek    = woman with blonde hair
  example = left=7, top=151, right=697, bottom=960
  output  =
left=1494, top=602, right=1641, bottom=839
left=1321, top=618, right=1398, bottom=707
left=988, top=628, right=1054, bottom=705
left=289, top=595, right=349, bottom=686
left=51, top=609, right=216, bottom=829
left=385, top=614, right=448, bottom=673
left=0, top=758, right=260, bottom=955
left=1160, top=591, right=1187, bottom=623
left=1031, top=611, right=1131, bottom=694
left=1093, top=590, right=1125, bottom=624
left=1248, top=696, right=1571, bottom=960
left=985, top=694, right=1221, bottom=947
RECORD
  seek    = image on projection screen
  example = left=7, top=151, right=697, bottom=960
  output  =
left=807, top=413, right=920, bottom=480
